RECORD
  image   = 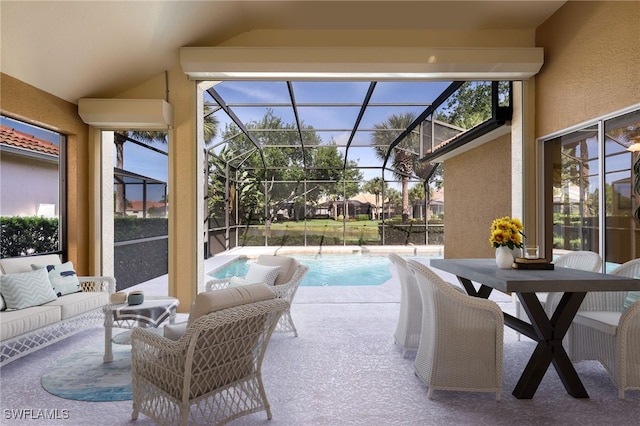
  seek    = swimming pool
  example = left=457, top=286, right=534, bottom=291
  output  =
left=209, top=253, right=394, bottom=287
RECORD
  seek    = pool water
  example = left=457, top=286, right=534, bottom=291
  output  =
left=210, top=253, right=393, bottom=286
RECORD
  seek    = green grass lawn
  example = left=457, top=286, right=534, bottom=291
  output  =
left=267, top=219, right=380, bottom=229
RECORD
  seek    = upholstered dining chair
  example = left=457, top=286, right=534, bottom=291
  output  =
left=548, top=258, right=640, bottom=399
left=131, top=284, right=289, bottom=426
left=206, top=255, right=308, bottom=336
left=388, top=253, right=422, bottom=357
left=406, top=260, right=504, bottom=400
left=515, top=250, right=602, bottom=340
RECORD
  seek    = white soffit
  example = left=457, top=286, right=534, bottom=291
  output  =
left=180, top=47, right=544, bottom=80
left=78, top=99, right=174, bottom=130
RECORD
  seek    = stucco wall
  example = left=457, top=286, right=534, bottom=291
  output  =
left=0, top=73, right=93, bottom=275
left=443, top=133, right=512, bottom=259
left=535, top=1, right=640, bottom=138
left=0, top=154, right=58, bottom=216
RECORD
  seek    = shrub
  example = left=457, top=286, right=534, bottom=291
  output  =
left=0, top=216, right=59, bottom=258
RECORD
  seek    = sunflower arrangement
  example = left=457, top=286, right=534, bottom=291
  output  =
left=489, top=216, right=525, bottom=249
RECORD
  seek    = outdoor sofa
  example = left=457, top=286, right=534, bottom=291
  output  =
left=0, top=254, right=115, bottom=366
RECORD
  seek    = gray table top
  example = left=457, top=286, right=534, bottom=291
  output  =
left=430, top=258, right=640, bottom=294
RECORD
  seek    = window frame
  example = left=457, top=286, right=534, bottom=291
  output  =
left=538, top=104, right=640, bottom=269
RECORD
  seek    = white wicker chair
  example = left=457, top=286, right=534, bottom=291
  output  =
left=548, top=258, right=640, bottom=399
left=131, top=285, right=289, bottom=426
left=406, top=260, right=504, bottom=400
left=206, top=255, right=308, bottom=336
left=515, top=250, right=602, bottom=340
left=388, top=253, right=422, bottom=357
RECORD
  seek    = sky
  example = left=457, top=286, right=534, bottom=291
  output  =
left=206, top=80, right=453, bottom=183
left=2, top=81, right=456, bottom=199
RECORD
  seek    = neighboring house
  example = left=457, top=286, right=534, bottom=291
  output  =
left=315, top=193, right=383, bottom=220
left=126, top=200, right=168, bottom=218
left=412, top=188, right=445, bottom=220
left=0, top=125, right=59, bottom=217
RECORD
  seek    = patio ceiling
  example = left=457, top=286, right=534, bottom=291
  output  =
left=1, top=1, right=565, bottom=104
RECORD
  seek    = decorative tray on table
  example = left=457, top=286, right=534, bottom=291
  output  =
left=512, top=257, right=555, bottom=270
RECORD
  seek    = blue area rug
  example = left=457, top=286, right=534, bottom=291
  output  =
left=41, top=342, right=132, bottom=401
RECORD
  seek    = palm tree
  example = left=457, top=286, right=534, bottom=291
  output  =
left=372, top=112, right=419, bottom=223
left=362, top=177, right=386, bottom=219
left=114, top=130, right=167, bottom=215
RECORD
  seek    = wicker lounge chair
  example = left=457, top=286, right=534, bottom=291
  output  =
left=548, top=258, right=640, bottom=399
left=406, top=260, right=504, bottom=400
left=388, top=253, right=422, bottom=357
left=206, top=255, right=308, bottom=336
left=515, top=250, right=602, bottom=340
left=131, top=283, right=289, bottom=425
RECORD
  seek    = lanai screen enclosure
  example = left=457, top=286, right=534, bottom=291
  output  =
left=203, top=80, right=512, bottom=255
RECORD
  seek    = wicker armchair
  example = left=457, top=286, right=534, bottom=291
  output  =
left=547, top=258, right=640, bottom=399
left=515, top=250, right=602, bottom=340
left=406, top=260, right=504, bottom=400
left=206, top=255, right=308, bottom=336
left=388, top=253, right=422, bottom=357
left=131, top=284, right=289, bottom=426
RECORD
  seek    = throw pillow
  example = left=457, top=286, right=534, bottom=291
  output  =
left=229, top=276, right=260, bottom=287
left=244, top=263, right=281, bottom=286
left=256, top=255, right=296, bottom=285
left=624, top=291, right=640, bottom=309
left=0, top=294, right=6, bottom=311
left=32, top=261, right=82, bottom=297
left=0, top=268, right=58, bottom=310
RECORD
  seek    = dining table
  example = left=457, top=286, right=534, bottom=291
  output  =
left=429, top=258, right=640, bottom=399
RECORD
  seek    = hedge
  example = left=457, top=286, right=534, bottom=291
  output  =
left=0, top=216, right=59, bottom=258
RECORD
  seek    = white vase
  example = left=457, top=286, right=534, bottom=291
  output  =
left=495, top=246, right=514, bottom=269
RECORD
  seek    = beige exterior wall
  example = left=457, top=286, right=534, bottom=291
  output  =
left=107, top=67, right=200, bottom=311
left=535, top=1, right=640, bottom=138
left=0, top=154, right=58, bottom=216
left=0, top=73, right=94, bottom=276
left=443, top=133, right=512, bottom=259
left=442, top=1, right=640, bottom=260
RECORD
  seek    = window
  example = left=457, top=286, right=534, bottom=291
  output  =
left=542, top=107, right=640, bottom=270
left=0, top=116, right=64, bottom=257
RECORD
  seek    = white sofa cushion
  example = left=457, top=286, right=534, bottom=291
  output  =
left=0, top=254, right=61, bottom=274
left=44, top=291, right=109, bottom=320
left=0, top=305, right=61, bottom=341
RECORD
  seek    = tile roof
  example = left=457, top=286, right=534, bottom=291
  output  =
left=0, top=125, right=59, bottom=156
left=127, top=201, right=168, bottom=211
